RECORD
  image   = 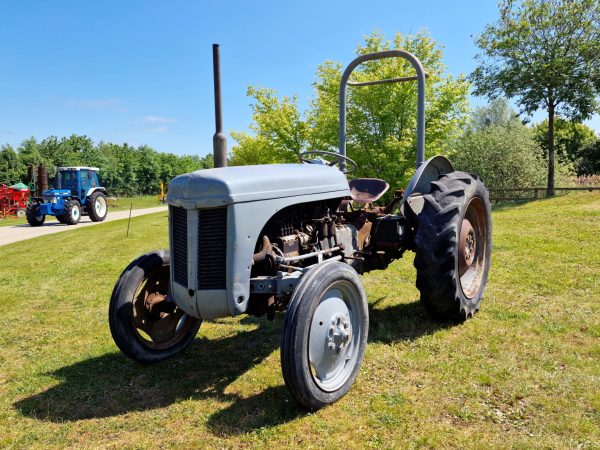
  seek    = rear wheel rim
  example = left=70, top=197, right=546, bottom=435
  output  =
left=131, top=264, right=194, bottom=350
left=458, top=197, right=488, bottom=299
left=94, top=196, right=107, bottom=216
left=308, top=280, right=362, bottom=392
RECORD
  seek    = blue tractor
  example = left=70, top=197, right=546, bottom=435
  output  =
left=26, top=166, right=109, bottom=226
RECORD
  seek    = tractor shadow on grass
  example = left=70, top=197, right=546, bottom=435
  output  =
left=207, top=298, right=455, bottom=436
left=14, top=298, right=455, bottom=435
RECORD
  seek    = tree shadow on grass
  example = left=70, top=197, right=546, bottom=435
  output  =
left=14, top=298, right=457, bottom=435
left=490, top=192, right=571, bottom=212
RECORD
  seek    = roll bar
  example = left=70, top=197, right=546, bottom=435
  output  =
left=338, top=50, right=428, bottom=171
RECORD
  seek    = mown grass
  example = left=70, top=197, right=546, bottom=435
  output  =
left=0, top=193, right=598, bottom=449
left=0, top=196, right=163, bottom=227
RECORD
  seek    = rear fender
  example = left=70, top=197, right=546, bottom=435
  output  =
left=402, top=155, right=454, bottom=217
left=85, top=187, right=107, bottom=200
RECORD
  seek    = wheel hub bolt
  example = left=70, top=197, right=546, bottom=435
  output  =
left=327, top=314, right=351, bottom=353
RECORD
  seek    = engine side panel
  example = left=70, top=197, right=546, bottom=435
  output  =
left=169, top=191, right=351, bottom=320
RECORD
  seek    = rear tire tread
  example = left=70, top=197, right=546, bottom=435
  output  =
left=413, top=171, right=492, bottom=321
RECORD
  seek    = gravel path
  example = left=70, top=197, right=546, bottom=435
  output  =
left=0, top=206, right=167, bottom=247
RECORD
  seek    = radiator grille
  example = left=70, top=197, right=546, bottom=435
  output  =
left=197, top=208, right=227, bottom=290
left=170, top=206, right=188, bottom=286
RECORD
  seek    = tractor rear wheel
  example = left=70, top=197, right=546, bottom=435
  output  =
left=109, top=250, right=201, bottom=364
left=87, top=191, right=108, bottom=222
left=281, top=261, right=369, bottom=410
left=26, top=202, right=45, bottom=226
left=413, top=171, right=492, bottom=321
left=63, top=200, right=81, bottom=225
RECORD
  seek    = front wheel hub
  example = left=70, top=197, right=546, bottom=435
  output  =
left=327, top=313, right=352, bottom=353
left=308, top=285, right=360, bottom=392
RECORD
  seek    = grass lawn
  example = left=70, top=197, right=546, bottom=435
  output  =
left=0, top=195, right=164, bottom=227
left=0, top=193, right=598, bottom=449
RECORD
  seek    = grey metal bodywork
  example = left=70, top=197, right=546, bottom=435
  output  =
left=404, top=156, right=454, bottom=199
left=167, top=163, right=351, bottom=319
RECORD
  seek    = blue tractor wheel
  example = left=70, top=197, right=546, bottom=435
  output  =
left=63, top=200, right=81, bottom=225
left=87, top=191, right=108, bottom=222
left=26, top=202, right=45, bottom=226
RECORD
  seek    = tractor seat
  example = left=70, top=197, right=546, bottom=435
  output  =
left=348, top=178, right=390, bottom=204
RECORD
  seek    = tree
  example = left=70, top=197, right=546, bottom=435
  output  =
left=231, top=86, right=309, bottom=166
left=231, top=31, right=470, bottom=188
left=0, top=145, right=25, bottom=184
left=453, top=102, right=547, bottom=189
left=532, top=118, right=597, bottom=167
left=135, top=145, right=161, bottom=194
left=471, top=97, right=521, bottom=130
left=17, top=137, right=43, bottom=167
left=578, top=139, right=600, bottom=175
left=471, top=0, right=600, bottom=195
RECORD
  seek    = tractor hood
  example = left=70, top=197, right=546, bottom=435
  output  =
left=168, top=163, right=351, bottom=208
left=43, top=189, right=71, bottom=197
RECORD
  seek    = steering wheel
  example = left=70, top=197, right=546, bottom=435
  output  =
left=299, top=150, right=358, bottom=174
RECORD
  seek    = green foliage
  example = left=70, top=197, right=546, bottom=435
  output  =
left=578, top=139, right=600, bottom=175
left=471, top=98, right=521, bottom=130
left=231, top=31, right=470, bottom=187
left=231, top=86, right=309, bottom=165
left=1, top=135, right=214, bottom=196
left=454, top=100, right=576, bottom=188
left=0, top=144, right=25, bottom=185
left=17, top=137, right=44, bottom=167
left=471, top=0, right=600, bottom=193
left=453, top=120, right=546, bottom=189
left=532, top=119, right=598, bottom=169
left=472, top=0, right=600, bottom=119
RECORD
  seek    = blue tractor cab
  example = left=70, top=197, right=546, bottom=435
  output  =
left=26, top=166, right=109, bottom=226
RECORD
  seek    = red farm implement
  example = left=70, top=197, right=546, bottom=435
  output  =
left=0, top=184, right=30, bottom=219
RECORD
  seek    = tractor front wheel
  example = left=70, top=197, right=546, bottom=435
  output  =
left=281, top=261, right=369, bottom=410
left=413, top=171, right=492, bottom=321
left=109, top=250, right=201, bottom=363
left=26, top=202, right=45, bottom=226
left=63, top=200, right=81, bottom=225
left=87, top=191, right=108, bottom=222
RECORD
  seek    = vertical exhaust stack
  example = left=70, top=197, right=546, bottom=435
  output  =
left=37, top=165, right=48, bottom=195
left=212, top=44, right=227, bottom=168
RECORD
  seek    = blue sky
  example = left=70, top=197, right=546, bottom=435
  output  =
left=1, top=0, right=598, bottom=157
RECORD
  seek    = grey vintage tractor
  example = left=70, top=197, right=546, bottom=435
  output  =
left=109, top=50, right=492, bottom=410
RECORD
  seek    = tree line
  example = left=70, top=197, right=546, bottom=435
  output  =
left=0, top=135, right=213, bottom=196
